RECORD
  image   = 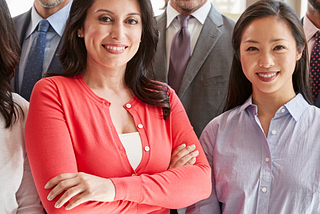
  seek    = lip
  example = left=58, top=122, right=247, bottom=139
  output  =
left=256, top=72, right=278, bottom=82
left=102, top=44, right=128, bottom=54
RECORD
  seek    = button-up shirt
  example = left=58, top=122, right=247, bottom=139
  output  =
left=18, top=1, right=72, bottom=92
left=187, top=94, right=320, bottom=214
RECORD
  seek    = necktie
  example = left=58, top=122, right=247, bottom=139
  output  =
left=21, top=19, right=49, bottom=101
left=168, top=15, right=191, bottom=93
left=310, top=31, right=320, bottom=103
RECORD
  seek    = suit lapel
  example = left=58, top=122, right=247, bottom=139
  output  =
left=153, top=12, right=168, bottom=82
left=47, top=36, right=64, bottom=73
left=178, top=5, right=223, bottom=97
left=13, top=10, right=32, bottom=92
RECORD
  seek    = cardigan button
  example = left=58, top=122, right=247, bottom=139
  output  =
left=144, top=146, right=150, bottom=152
left=138, top=124, right=143, bottom=129
left=126, top=103, right=131, bottom=108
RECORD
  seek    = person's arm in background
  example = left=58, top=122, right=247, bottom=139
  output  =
left=186, top=120, right=222, bottom=214
left=15, top=95, right=44, bottom=214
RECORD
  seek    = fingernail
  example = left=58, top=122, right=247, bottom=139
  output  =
left=55, top=202, right=60, bottom=208
left=47, top=195, right=53, bottom=201
left=190, top=144, right=196, bottom=149
left=65, top=206, right=70, bottom=210
left=44, top=183, right=49, bottom=189
left=181, top=144, right=186, bottom=148
left=194, top=150, right=199, bottom=156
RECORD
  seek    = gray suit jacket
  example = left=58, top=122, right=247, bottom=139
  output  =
left=150, top=4, right=235, bottom=137
left=12, top=9, right=65, bottom=93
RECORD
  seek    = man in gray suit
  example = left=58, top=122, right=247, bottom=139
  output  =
left=150, top=0, right=235, bottom=138
left=13, top=0, right=72, bottom=100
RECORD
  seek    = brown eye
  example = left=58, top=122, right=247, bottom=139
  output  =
left=99, top=16, right=112, bottom=22
left=247, top=47, right=258, bottom=51
left=127, top=18, right=138, bottom=25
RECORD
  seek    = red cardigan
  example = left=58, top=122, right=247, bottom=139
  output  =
left=25, top=75, right=211, bottom=214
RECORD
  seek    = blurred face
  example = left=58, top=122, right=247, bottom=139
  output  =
left=239, top=16, right=302, bottom=97
left=78, top=0, right=142, bottom=70
left=36, top=0, right=66, bottom=8
left=309, top=0, right=320, bottom=11
left=170, top=0, right=206, bottom=14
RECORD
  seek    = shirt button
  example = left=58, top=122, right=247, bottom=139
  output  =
left=281, top=108, right=285, bottom=113
left=126, top=104, right=131, bottom=108
left=138, top=124, right=143, bottom=129
left=271, top=130, right=276, bottom=135
left=262, top=187, right=267, bottom=193
left=144, top=146, right=150, bottom=151
left=265, top=157, right=270, bottom=162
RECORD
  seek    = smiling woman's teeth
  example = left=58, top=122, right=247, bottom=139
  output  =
left=258, top=73, right=276, bottom=78
left=105, top=46, right=125, bottom=51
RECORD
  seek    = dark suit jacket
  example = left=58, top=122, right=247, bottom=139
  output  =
left=12, top=9, right=64, bottom=93
left=302, top=16, right=320, bottom=107
left=150, top=4, right=235, bottom=137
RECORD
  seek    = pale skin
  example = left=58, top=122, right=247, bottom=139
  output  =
left=44, top=0, right=198, bottom=210
left=239, top=16, right=303, bottom=136
left=34, top=0, right=71, bottom=19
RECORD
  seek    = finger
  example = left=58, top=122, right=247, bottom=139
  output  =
left=47, top=177, right=79, bottom=201
left=45, top=173, right=78, bottom=189
left=171, top=144, right=186, bottom=160
left=54, top=186, right=83, bottom=209
left=65, top=191, right=91, bottom=210
left=169, top=144, right=196, bottom=169
left=172, top=149, right=199, bottom=169
left=186, top=157, right=197, bottom=166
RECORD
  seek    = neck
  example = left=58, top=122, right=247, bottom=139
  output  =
left=34, top=0, right=70, bottom=19
left=170, top=0, right=207, bottom=15
left=82, top=59, right=128, bottom=93
left=306, top=3, right=320, bottom=29
left=252, top=90, right=296, bottom=118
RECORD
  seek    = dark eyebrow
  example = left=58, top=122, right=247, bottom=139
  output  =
left=95, top=9, right=141, bottom=17
left=243, top=38, right=288, bottom=44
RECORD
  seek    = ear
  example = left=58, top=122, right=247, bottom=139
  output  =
left=296, top=45, right=304, bottom=61
left=77, top=28, right=84, bottom=38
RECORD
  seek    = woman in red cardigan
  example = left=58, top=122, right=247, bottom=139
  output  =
left=25, top=0, right=211, bottom=213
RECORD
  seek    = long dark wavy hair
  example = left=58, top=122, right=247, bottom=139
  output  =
left=0, top=0, right=23, bottom=128
left=52, top=0, right=171, bottom=119
left=224, top=0, right=312, bottom=111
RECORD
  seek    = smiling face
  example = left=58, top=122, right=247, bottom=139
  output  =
left=239, top=16, right=302, bottom=98
left=78, top=0, right=142, bottom=71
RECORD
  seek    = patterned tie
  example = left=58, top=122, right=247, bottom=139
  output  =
left=310, top=31, right=320, bottom=103
left=168, top=15, right=191, bottom=93
left=20, top=19, right=50, bottom=101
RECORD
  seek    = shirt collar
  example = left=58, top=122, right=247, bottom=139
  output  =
left=166, top=0, right=211, bottom=28
left=27, top=0, right=72, bottom=38
left=303, top=15, right=319, bottom=42
left=283, top=93, right=309, bottom=121
left=240, top=94, right=309, bottom=121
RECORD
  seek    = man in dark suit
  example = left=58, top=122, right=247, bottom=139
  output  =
left=150, top=0, right=235, bottom=138
left=303, top=0, right=320, bottom=107
left=13, top=0, right=72, bottom=100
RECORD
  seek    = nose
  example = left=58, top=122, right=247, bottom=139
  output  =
left=258, top=52, right=275, bottom=68
left=110, top=22, right=125, bottom=40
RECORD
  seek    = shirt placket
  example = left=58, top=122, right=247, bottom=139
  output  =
left=254, top=114, right=272, bottom=214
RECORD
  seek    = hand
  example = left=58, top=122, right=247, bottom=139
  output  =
left=168, top=144, right=199, bottom=170
left=45, top=172, right=115, bottom=210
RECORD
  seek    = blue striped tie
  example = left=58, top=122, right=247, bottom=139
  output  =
left=21, top=19, right=49, bottom=101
